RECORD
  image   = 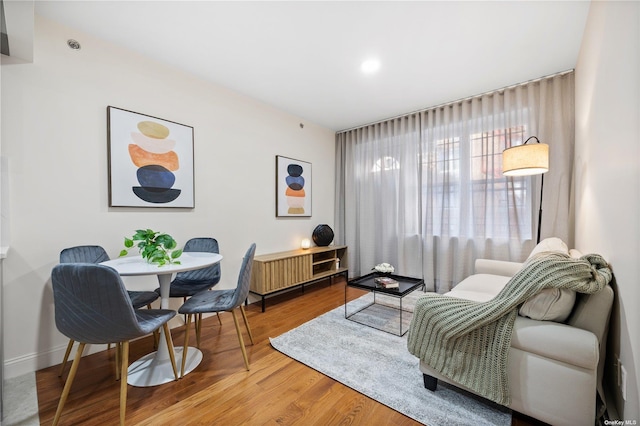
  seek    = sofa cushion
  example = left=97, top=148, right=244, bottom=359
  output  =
left=511, top=317, right=599, bottom=369
left=447, top=274, right=511, bottom=302
left=474, top=259, right=523, bottom=277
left=519, top=288, right=576, bottom=322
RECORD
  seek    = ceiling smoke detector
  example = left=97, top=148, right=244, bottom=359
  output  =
left=67, top=39, right=81, bottom=50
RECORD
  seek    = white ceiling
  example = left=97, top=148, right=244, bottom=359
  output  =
left=34, top=1, right=591, bottom=131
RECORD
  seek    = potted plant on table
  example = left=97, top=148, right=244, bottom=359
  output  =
left=119, top=229, right=182, bottom=266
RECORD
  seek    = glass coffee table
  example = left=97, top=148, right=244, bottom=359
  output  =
left=345, top=273, right=424, bottom=336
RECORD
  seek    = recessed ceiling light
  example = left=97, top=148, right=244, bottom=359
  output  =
left=361, top=59, right=381, bottom=74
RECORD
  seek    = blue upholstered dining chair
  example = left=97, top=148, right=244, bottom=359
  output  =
left=158, top=237, right=222, bottom=346
left=178, top=243, right=256, bottom=375
left=58, top=245, right=160, bottom=377
left=51, top=263, right=178, bottom=426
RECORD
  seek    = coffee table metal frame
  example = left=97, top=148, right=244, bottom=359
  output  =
left=345, top=272, right=424, bottom=336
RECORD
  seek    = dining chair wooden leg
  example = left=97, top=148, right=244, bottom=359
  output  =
left=115, top=342, right=121, bottom=381
left=180, top=314, right=193, bottom=378
left=182, top=297, right=188, bottom=324
left=59, top=339, right=75, bottom=377
left=239, top=305, right=254, bottom=345
left=149, top=303, right=159, bottom=350
left=162, top=323, right=178, bottom=380
left=230, top=309, right=250, bottom=371
left=119, top=341, right=129, bottom=426
left=52, top=342, right=85, bottom=426
left=216, top=312, right=222, bottom=325
left=196, top=313, right=202, bottom=348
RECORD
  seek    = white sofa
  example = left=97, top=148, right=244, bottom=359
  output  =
left=419, top=242, right=614, bottom=426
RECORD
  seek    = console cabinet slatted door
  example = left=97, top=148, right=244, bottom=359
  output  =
left=250, top=246, right=348, bottom=311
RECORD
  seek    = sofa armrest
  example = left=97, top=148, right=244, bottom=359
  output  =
left=511, top=317, right=599, bottom=369
left=474, top=259, right=523, bottom=277
left=567, top=285, right=613, bottom=344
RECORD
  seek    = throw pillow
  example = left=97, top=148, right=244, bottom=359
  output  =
left=527, top=237, right=569, bottom=259
left=519, top=288, right=576, bottom=322
left=569, top=248, right=583, bottom=259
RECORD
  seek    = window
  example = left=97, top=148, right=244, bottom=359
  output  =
left=371, top=156, right=400, bottom=172
left=421, top=126, right=532, bottom=239
left=470, top=126, right=530, bottom=238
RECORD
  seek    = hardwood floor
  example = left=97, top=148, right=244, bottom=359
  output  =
left=36, top=278, right=544, bottom=425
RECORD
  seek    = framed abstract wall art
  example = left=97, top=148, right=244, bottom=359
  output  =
left=276, top=155, right=312, bottom=217
left=107, top=106, right=195, bottom=208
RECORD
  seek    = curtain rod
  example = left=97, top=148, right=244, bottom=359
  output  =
left=337, top=69, right=574, bottom=133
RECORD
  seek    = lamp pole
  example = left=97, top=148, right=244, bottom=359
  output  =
left=502, top=135, right=549, bottom=244
left=537, top=171, right=544, bottom=244
left=523, top=136, right=545, bottom=244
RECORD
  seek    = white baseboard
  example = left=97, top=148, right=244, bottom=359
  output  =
left=3, top=342, right=107, bottom=379
left=3, top=315, right=192, bottom=379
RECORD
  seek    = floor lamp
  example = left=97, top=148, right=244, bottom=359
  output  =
left=502, top=136, right=549, bottom=244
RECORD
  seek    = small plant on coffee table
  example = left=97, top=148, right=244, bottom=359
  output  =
left=372, top=262, right=395, bottom=274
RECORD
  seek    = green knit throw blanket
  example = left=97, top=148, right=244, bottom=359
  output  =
left=407, top=252, right=612, bottom=406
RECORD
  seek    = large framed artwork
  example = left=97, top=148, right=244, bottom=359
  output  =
left=276, top=155, right=312, bottom=217
left=107, top=106, right=195, bottom=208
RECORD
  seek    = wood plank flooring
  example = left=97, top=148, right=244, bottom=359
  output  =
left=35, top=277, right=545, bottom=425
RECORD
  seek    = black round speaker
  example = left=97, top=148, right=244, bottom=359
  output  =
left=312, top=224, right=334, bottom=246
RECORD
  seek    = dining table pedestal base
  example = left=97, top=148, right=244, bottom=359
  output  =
left=127, top=346, right=203, bottom=387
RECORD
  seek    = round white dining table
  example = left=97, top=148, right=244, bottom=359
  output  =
left=101, top=251, right=223, bottom=387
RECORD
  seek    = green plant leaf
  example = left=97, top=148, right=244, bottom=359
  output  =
left=171, top=249, right=183, bottom=259
left=149, top=248, right=167, bottom=263
left=124, top=238, right=134, bottom=248
left=141, top=245, right=156, bottom=259
left=164, top=238, right=177, bottom=250
left=133, top=230, right=147, bottom=241
left=155, top=234, right=171, bottom=245
left=119, top=249, right=128, bottom=257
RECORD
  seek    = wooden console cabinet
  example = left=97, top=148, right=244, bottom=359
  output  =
left=250, top=245, right=348, bottom=311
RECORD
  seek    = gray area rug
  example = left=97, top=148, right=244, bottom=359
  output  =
left=3, top=372, right=39, bottom=426
left=270, top=291, right=511, bottom=426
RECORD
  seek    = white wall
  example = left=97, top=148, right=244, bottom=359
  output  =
left=0, top=16, right=336, bottom=377
left=575, top=0, right=640, bottom=419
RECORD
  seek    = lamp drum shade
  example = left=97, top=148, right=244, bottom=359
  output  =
left=301, top=238, right=311, bottom=249
left=502, top=143, right=549, bottom=176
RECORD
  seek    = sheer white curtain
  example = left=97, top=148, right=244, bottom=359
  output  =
left=335, top=115, right=423, bottom=279
left=336, top=72, right=574, bottom=292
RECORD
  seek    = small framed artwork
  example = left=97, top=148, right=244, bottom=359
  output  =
left=107, top=106, right=195, bottom=208
left=276, top=155, right=312, bottom=217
